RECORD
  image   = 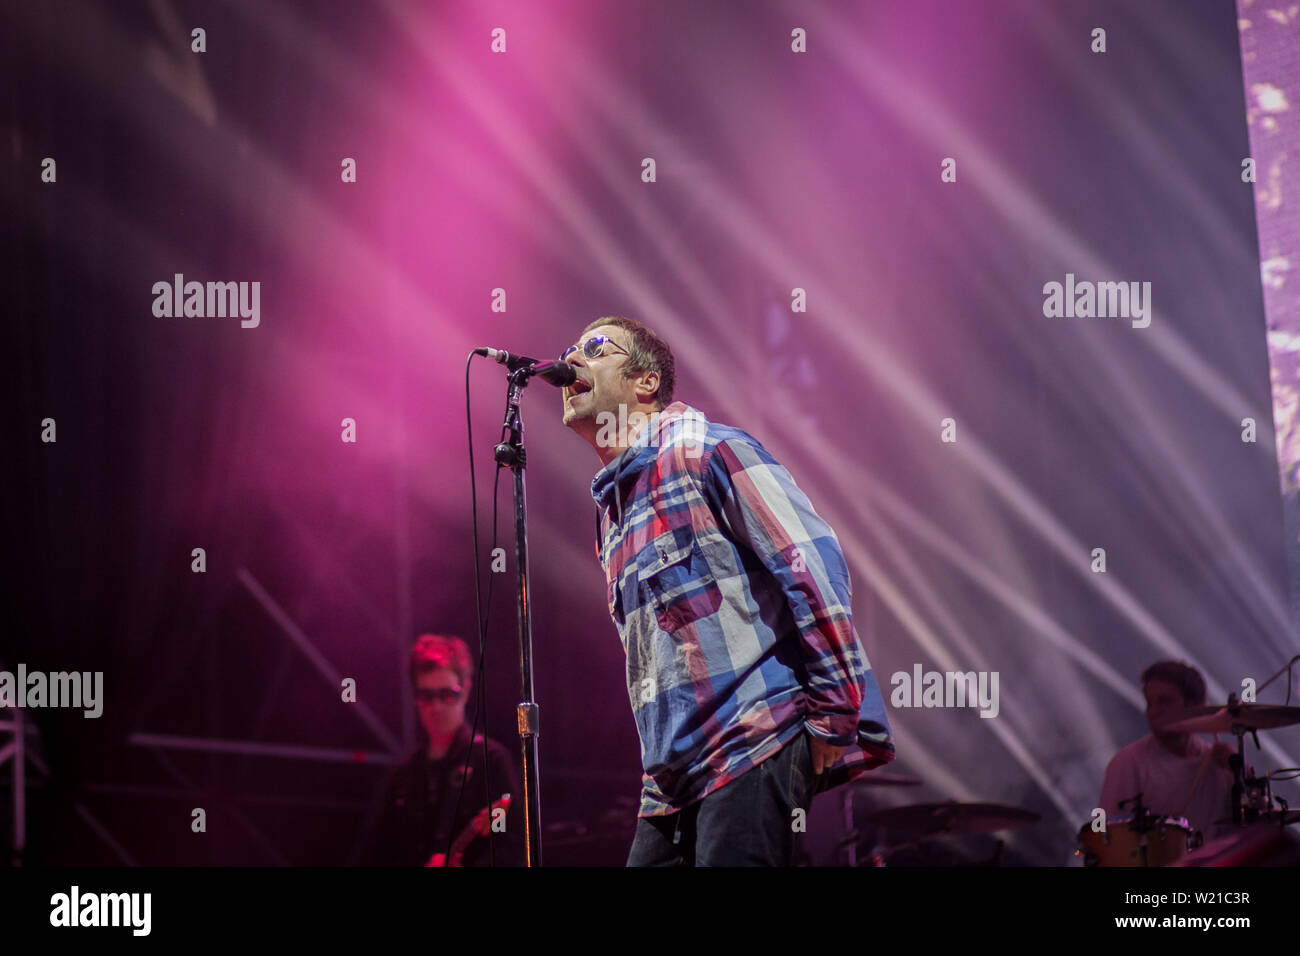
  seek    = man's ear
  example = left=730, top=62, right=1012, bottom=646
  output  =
left=634, top=370, right=660, bottom=404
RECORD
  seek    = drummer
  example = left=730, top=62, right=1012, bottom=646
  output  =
left=1098, top=660, right=1237, bottom=840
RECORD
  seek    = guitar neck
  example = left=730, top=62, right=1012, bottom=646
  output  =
left=448, top=795, right=511, bottom=859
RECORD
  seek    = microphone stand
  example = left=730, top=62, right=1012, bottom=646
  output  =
left=493, top=368, right=543, bottom=866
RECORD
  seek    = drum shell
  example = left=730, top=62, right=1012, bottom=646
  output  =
left=1076, top=816, right=1192, bottom=867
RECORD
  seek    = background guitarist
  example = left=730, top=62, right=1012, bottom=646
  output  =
left=363, top=634, right=523, bottom=866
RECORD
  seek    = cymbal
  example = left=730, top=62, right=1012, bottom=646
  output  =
left=864, top=801, right=1040, bottom=835
left=1155, top=704, right=1300, bottom=735
left=848, top=771, right=923, bottom=787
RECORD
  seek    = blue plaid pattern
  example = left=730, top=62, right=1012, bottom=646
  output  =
left=591, top=402, right=894, bottom=816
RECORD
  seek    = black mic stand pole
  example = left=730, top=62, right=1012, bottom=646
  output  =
left=493, top=368, right=542, bottom=866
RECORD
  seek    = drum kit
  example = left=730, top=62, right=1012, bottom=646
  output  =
left=1076, top=802, right=1197, bottom=868
left=839, top=696, right=1300, bottom=867
left=1075, top=699, right=1300, bottom=867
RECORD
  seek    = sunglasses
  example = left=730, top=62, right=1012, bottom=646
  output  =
left=415, top=687, right=464, bottom=704
left=560, top=334, right=629, bottom=363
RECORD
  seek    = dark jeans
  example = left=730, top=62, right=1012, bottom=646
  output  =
left=626, top=732, right=813, bottom=866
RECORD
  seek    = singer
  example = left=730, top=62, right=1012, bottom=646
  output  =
left=560, top=316, right=894, bottom=866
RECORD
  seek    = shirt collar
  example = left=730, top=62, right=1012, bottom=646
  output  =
left=589, top=402, right=693, bottom=508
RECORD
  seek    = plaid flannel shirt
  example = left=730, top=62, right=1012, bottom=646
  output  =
left=591, top=401, right=894, bottom=817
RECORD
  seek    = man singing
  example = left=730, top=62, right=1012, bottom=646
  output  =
left=560, top=316, right=894, bottom=866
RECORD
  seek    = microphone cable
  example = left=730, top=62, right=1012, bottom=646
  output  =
left=444, top=351, right=508, bottom=867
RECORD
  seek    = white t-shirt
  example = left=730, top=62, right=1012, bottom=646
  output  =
left=1098, top=734, right=1235, bottom=838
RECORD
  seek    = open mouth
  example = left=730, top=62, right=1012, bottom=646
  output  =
left=567, top=378, right=593, bottom=397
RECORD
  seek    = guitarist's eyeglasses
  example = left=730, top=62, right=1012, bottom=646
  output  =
left=415, top=687, right=464, bottom=704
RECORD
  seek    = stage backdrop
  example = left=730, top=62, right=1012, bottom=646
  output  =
left=3, top=0, right=1295, bottom=865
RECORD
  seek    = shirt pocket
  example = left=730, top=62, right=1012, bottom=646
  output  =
left=636, top=531, right=721, bottom=634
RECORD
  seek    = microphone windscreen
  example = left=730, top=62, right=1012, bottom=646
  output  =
left=539, top=362, right=577, bottom=387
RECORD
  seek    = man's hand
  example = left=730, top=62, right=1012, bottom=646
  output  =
left=809, top=736, right=845, bottom=776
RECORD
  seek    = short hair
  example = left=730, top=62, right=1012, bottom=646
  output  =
left=582, top=316, right=676, bottom=409
left=1140, top=660, right=1206, bottom=707
left=409, top=634, right=472, bottom=688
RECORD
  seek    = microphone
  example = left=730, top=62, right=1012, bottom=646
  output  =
left=473, top=347, right=539, bottom=370
left=521, top=360, right=577, bottom=387
left=473, top=347, right=577, bottom=388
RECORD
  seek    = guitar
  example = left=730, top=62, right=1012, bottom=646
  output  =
left=426, top=794, right=512, bottom=867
